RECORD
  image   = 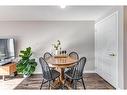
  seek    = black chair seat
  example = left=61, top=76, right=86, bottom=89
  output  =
left=65, top=69, right=82, bottom=80
left=44, top=70, right=60, bottom=81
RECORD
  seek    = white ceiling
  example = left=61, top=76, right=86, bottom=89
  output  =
left=0, top=6, right=116, bottom=21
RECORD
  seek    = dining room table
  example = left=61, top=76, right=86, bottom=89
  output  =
left=46, top=55, right=78, bottom=84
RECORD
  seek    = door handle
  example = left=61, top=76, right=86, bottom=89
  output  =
left=108, top=53, right=115, bottom=56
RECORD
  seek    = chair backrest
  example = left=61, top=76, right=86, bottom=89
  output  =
left=39, top=57, right=52, bottom=79
left=69, top=52, right=79, bottom=60
left=43, top=52, right=52, bottom=60
left=72, top=57, right=87, bottom=78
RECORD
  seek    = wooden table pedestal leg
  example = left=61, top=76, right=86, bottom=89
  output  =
left=60, top=68, right=65, bottom=84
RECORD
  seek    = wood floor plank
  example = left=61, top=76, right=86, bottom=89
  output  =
left=12, top=73, right=115, bottom=90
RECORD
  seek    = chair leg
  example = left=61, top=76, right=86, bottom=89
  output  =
left=53, top=79, right=55, bottom=82
left=59, top=77, right=60, bottom=82
left=62, top=77, right=67, bottom=89
left=48, top=81, right=51, bottom=89
left=40, top=79, right=44, bottom=90
left=81, top=78, right=86, bottom=89
left=73, top=80, right=77, bottom=89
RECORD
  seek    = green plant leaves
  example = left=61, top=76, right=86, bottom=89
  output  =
left=16, top=47, right=37, bottom=76
left=19, top=47, right=32, bottom=60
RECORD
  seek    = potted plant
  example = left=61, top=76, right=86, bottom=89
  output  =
left=16, top=47, right=37, bottom=78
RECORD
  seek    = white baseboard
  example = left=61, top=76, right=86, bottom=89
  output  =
left=84, top=70, right=95, bottom=73
left=33, top=72, right=42, bottom=74
left=116, top=87, right=122, bottom=90
left=34, top=70, right=95, bottom=74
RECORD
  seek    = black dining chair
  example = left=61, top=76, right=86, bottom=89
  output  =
left=43, top=52, right=55, bottom=69
left=66, top=51, right=79, bottom=72
left=43, top=52, right=53, bottom=60
left=69, top=52, right=79, bottom=60
left=39, top=57, right=60, bottom=89
left=63, top=57, right=87, bottom=89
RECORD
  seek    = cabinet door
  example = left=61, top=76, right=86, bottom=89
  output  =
left=10, top=64, right=16, bottom=74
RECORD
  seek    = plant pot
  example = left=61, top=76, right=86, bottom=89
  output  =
left=23, top=74, right=30, bottom=78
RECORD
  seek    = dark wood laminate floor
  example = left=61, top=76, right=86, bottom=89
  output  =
left=13, top=73, right=115, bottom=90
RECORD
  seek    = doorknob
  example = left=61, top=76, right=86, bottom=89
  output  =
left=108, top=53, right=115, bottom=56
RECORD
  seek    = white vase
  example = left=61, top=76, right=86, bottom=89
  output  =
left=55, top=50, right=58, bottom=55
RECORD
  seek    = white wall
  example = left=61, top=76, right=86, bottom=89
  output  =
left=0, top=21, right=95, bottom=73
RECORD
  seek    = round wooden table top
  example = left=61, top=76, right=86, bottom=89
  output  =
left=46, top=55, right=78, bottom=68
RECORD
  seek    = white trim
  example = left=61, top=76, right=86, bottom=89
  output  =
left=84, top=70, right=95, bottom=73
left=115, top=11, right=119, bottom=89
left=34, top=70, right=95, bottom=74
left=96, top=11, right=118, bottom=25
left=117, top=87, right=122, bottom=90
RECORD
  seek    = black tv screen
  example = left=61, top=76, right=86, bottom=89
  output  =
left=0, top=38, right=15, bottom=60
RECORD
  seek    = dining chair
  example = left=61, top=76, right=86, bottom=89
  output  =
left=63, top=57, right=87, bottom=89
left=39, top=57, right=60, bottom=89
left=43, top=52, right=53, bottom=60
left=43, top=52, right=56, bottom=69
left=66, top=51, right=79, bottom=73
left=69, top=52, right=79, bottom=60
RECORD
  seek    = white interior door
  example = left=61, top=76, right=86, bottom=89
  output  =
left=95, top=12, right=118, bottom=88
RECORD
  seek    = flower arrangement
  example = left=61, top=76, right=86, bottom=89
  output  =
left=52, top=40, right=61, bottom=50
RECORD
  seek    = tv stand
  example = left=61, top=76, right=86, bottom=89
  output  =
left=0, top=63, right=16, bottom=81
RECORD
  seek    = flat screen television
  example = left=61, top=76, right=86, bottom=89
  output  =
left=0, top=38, right=15, bottom=65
